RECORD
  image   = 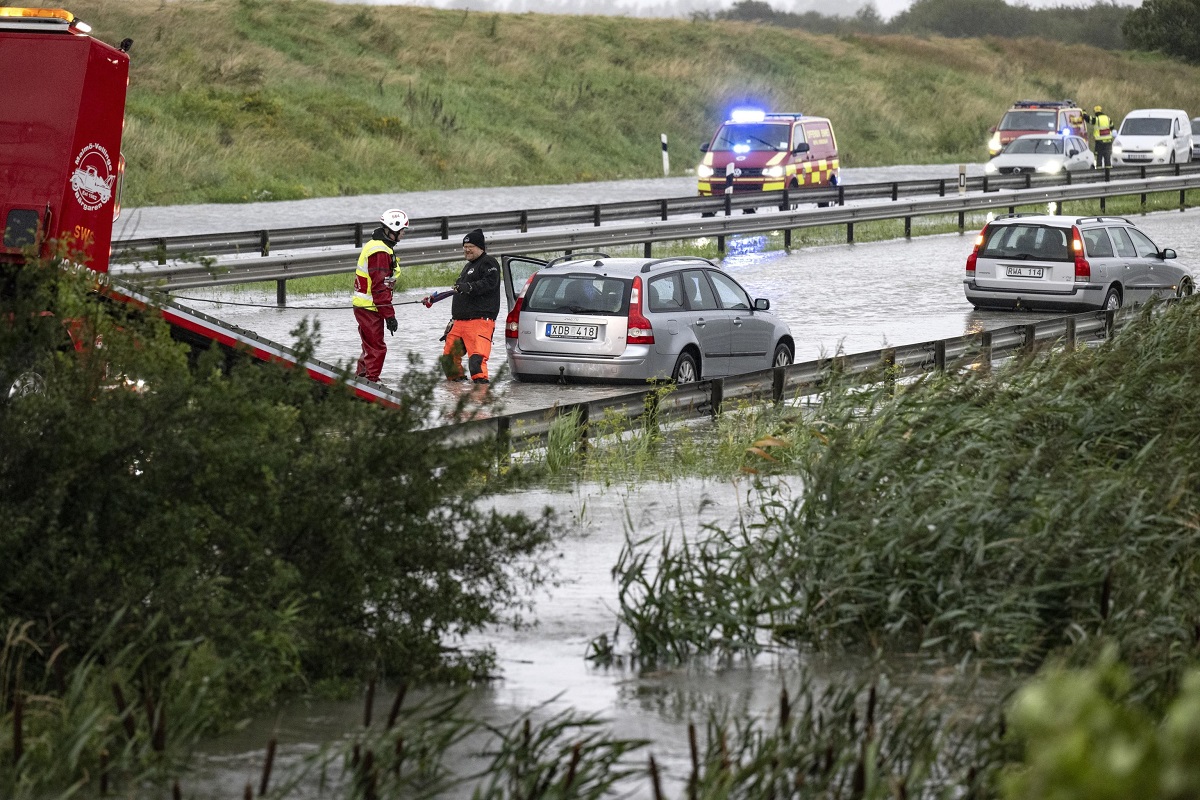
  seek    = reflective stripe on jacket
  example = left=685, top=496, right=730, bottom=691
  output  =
left=1093, top=114, right=1113, bottom=142
left=352, top=239, right=398, bottom=312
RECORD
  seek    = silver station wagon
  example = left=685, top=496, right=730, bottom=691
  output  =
left=501, top=254, right=795, bottom=384
left=964, top=214, right=1195, bottom=311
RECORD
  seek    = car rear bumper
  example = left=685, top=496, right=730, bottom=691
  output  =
left=505, top=343, right=671, bottom=383
left=963, top=279, right=1105, bottom=311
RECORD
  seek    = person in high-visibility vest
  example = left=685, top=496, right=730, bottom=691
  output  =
left=352, top=208, right=408, bottom=382
left=1087, top=104, right=1114, bottom=169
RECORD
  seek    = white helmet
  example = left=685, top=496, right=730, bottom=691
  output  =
left=380, top=208, right=409, bottom=233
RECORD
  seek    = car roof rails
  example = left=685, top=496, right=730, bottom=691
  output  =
left=1073, top=216, right=1133, bottom=225
left=991, top=213, right=1039, bottom=221
left=639, top=256, right=717, bottom=273
left=1012, top=99, right=1076, bottom=108
left=546, top=251, right=611, bottom=268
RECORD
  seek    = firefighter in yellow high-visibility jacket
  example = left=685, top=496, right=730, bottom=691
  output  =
left=351, top=209, right=407, bottom=382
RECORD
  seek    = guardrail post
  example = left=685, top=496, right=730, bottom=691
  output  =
left=157, top=238, right=167, bottom=265
left=882, top=348, right=896, bottom=395
left=1100, top=195, right=1106, bottom=213
left=1024, top=174, right=1031, bottom=189
left=1065, top=317, right=1076, bottom=352
left=958, top=211, right=965, bottom=231
left=784, top=228, right=792, bottom=249
left=643, top=242, right=652, bottom=258
left=939, top=179, right=946, bottom=197
left=495, top=416, right=511, bottom=462
left=519, top=210, right=528, bottom=233
left=904, top=217, right=912, bottom=238
left=276, top=280, right=286, bottom=308
left=1104, top=309, right=1115, bottom=338
left=772, top=364, right=785, bottom=404
left=717, top=235, right=725, bottom=254
left=890, top=182, right=898, bottom=202
left=260, top=230, right=270, bottom=257
left=847, top=222, right=854, bottom=244
left=838, top=185, right=845, bottom=206
left=593, top=205, right=601, bottom=227
left=575, top=403, right=590, bottom=454
left=779, top=188, right=789, bottom=212
left=355, top=223, right=364, bottom=247
left=983, top=176, right=989, bottom=193
left=1023, top=324, right=1037, bottom=354
left=709, top=378, right=723, bottom=418
left=980, top=330, right=992, bottom=373
left=660, top=199, right=668, bottom=221
left=724, top=194, right=732, bottom=217
left=440, top=218, right=449, bottom=240
left=934, top=340, right=946, bottom=372
left=1181, top=189, right=1187, bottom=211
left=1140, top=192, right=1147, bottom=211
left=1008, top=206, right=1016, bottom=215
left=1065, top=170, right=1072, bottom=186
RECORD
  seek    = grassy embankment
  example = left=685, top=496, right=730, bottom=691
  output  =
left=62, top=0, right=1200, bottom=211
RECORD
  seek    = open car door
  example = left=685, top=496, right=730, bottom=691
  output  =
left=501, top=255, right=546, bottom=312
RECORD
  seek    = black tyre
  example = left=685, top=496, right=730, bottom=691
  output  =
left=1103, top=286, right=1122, bottom=311
left=672, top=351, right=699, bottom=383
left=1179, top=279, right=1194, bottom=299
left=772, top=341, right=794, bottom=369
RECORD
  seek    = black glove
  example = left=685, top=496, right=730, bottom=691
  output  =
left=453, top=283, right=466, bottom=294
left=385, top=317, right=398, bottom=335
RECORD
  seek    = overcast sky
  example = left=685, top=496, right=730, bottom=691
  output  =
left=331, top=0, right=1144, bottom=21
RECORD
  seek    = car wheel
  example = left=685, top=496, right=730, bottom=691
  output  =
left=1104, top=287, right=1122, bottom=311
left=772, top=341, right=794, bottom=368
left=671, top=351, right=699, bottom=383
left=1178, top=279, right=1194, bottom=299
left=4, top=367, right=47, bottom=402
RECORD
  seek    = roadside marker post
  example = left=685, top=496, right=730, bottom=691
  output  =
left=661, top=134, right=669, bottom=177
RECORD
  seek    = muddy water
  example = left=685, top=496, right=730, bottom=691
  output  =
left=189, top=477, right=821, bottom=798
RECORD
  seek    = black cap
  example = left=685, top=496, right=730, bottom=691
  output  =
left=462, top=228, right=486, bottom=250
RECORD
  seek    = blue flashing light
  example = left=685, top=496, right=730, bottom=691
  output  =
left=1060, top=127, right=1071, bottom=136
left=732, top=144, right=751, bottom=154
left=729, top=107, right=766, bottom=124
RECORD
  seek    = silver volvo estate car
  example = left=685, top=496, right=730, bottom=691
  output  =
left=502, top=254, right=794, bottom=384
left=964, top=214, right=1195, bottom=312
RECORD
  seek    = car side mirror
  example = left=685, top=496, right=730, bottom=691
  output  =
left=753, top=298, right=770, bottom=311
left=792, top=142, right=810, bottom=155
left=1163, top=248, right=1177, bottom=259
left=700, top=142, right=709, bottom=153
left=1068, top=149, right=1078, bottom=157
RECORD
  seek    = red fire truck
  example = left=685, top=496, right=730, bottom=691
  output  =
left=0, top=7, right=402, bottom=406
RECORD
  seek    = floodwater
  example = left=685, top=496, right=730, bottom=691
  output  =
left=144, top=178, right=1200, bottom=797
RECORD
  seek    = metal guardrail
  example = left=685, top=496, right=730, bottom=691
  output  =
left=115, top=162, right=1200, bottom=264
left=428, top=305, right=1131, bottom=454
left=112, top=171, right=1200, bottom=292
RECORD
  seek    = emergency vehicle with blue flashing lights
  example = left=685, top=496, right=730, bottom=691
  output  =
left=0, top=7, right=403, bottom=407
left=987, top=99, right=1088, bottom=157
left=696, top=109, right=840, bottom=196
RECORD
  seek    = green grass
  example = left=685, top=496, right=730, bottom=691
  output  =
left=61, top=0, right=1200, bottom=207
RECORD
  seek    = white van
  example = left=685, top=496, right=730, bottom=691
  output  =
left=1112, top=108, right=1192, bottom=166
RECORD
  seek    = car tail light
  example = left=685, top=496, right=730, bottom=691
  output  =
left=1071, top=226, right=1090, bottom=282
left=505, top=274, right=534, bottom=339
left=627, top=276, right=654, bottom=345
left=504, top=297, right=523, bottom=339
left=966, top=225, right=988, bottom=275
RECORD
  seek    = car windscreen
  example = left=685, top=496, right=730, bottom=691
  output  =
left=1006, top=138, right=1062, bottom=154
left=524, top=274, right=629, bottom=315
left=1120, top=117, right=1172, bottom=136
left=710, top=123, right=791, bottom=152
left=999, top=110, right=1057, bottom=131
left=979, top=224, right=1072, bottom=261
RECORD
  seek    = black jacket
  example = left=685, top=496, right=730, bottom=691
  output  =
left=451, top=253, right=501, bottom=320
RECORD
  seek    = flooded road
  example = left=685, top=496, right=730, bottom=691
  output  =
left=147, top=183, right=1200, bottom=796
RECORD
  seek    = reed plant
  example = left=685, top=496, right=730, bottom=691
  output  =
left=608, top=298, right=1200, bottom=683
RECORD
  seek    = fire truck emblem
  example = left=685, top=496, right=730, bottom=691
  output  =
left=70, top=143, right=115, bottom=211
